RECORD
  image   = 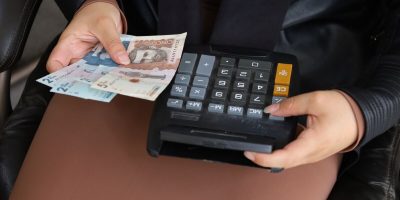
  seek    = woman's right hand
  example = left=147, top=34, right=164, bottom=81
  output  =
left=46, top=2, right=129, bottom=73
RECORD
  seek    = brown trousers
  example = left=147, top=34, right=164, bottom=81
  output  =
left=10, top=95, right=341, bottom=200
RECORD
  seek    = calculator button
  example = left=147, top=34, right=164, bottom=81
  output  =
left=250, top=94, right=266, bottom=105
left=178, top=53, right=197, bottom=74
left=217, top=67, right=233, bottom=78
left=233, top=80, right=249, bottom=91
left=269, top=115, right=285, bottom=121
left=236, top=69, right=251, bottom=80
left=174, top=74, right=191, bottom=85
left=269, top=96, right=286, bottom=121
left=227, top=106, right=244, bottom=116
left=186, top=101, right=203, bottom=111
left=238, top=59, right=272, bottom=71
left=272, top=96, right=286, bottom=104
left=211, top=89, right=228, bottom=100
left=252, top=83, right=268, bottom=94
left=214, top=78, right=230, bottom=88
left=230, top=92, right=247, bottom=105
left=275, top=63, right=293, bottom=86
left=208, top=103, right=225, bottom=113
left=171, top=84, right=188, bottom=97
left=247, top=108, right=263, bottom=118
left=167, top=98, right=183, bottom=109
left=189, top=87, right=206, bottom=100
left=193, top=76, right=209, bottom=87
left=254, top=71, right=270, bottom=82
left=273, top=85, right=289, bottom=97
left=196, top=55, right=215, bottom=76
left=220, top=57, right=235, bottom=67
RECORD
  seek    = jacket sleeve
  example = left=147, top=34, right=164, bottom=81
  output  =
left=341, top=0, right=400, bottom=149
left=54, top=0, right=124, bottom=21
left=54, top=0, right=86, bottom=21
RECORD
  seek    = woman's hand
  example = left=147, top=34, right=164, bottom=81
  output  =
left=46, top=2, right=128, bottom=73
left=244, top=90, right=358, bottom=169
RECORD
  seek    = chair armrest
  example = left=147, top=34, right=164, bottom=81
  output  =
left=0, top=0, right=42, bottom=73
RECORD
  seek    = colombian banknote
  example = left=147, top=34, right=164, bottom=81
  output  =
left=91, top=33, right=187, bottom=101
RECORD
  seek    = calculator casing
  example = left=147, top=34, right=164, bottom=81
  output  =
left=147, top=46, right=299, bottom=168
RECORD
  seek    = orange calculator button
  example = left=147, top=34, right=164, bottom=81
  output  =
left=273, top=85, right=289, bottom=97
left=274, top=63, right=292, bottom=86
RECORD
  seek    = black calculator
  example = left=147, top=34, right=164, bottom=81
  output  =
left=147, top=46, right=299, bottom=168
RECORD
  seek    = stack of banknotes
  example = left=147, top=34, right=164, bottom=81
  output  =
left=37, top=33, right=187, bottom=102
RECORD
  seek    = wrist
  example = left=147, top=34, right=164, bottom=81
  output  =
left=333, top=89, right=365, bottom=152
left=74, top=1, right=127, bottom=33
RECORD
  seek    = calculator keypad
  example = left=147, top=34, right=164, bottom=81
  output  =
left=168, top=53, right=293, bottom=120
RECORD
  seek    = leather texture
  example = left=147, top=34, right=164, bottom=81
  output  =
left=0, top=70, right=11, bottom=128
left=0, top=0, right=42, bottom=73
left=0, top=39, right=55, bottom=200
left=329, top=124, right=400, bottom=199
left=0, top=0, right=399, bottom=199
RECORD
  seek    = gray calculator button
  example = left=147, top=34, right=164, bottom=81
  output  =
left=252, top=83, right=268, bottom=94
left=170, top=84, right=188, bottom=97
left=227, top=106, right=244, bottom=116
left=269, top=96, right=286, bottom=121
left=178, top=53, right=197, bottom=74
left=254, top=71, right=270, bottom=82
left=193, top=76, right=209, bottom=87
left=250, top=94, right=266, bottom=105
left=233, top=80, right=249, bottom=91
left=189, top=87, right=206, bottom=100
left=208, top=103, right=224, bottom=113
left=236, top=69, right=251, bottom=80
left=269, top=115, right=285, bottom=121
left=175, top=74, right=191, bottom=85
left=217, top=67, right=233, bottom=78
left=220, top=57, right=235, bottom=67
left=247, top=108, right=263, bottom=118
left=186, top=101, right=202, bottom=111
left=196, top=55, right=215, bottom=76
left=214, top=78, right=230, bottom=88
left=238, top=59, right=272, bottom=70
left=211, top=89, right=228, bottom=100
left=272, top=96, right=286, bottom=104
left=167, top=98, right=183, bottom=109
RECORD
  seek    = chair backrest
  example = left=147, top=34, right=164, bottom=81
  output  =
left=0, top=0, right=42, bottom=127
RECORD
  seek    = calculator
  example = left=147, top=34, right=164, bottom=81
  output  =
left=147, top=46, right=299, bottom=168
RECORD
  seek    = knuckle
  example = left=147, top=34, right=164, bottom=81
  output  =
left=105, top=39, right=123, bottom=53
left=95, top=16, right=113, bottom=27
left=310, top=91, right=326, bottom=106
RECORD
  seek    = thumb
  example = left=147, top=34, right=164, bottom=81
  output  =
left=265, top=93, right=314, bottom=117
left=93, top=18, right=130, bottom=65
left=46, top=42, right=73, bottom=73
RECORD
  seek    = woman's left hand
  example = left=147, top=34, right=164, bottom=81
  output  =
left=244, top=90, right=358, bottom=169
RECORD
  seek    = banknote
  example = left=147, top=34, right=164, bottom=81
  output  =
left=82, top=35, right=134, bottom=67
left=91, top=66, right=175, bottom=101
left=50, top=79, right=116, bottom=102
left=37, top=61, right=117, bottom=102
left=92, top=33, right=187, bottom=100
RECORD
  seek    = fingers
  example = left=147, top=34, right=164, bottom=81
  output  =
left=265, top=92, right=324, bottom=117
left=93, top=18, right=129, bottom=65
left=244, top=129, right=321, bottom=168
left=46, top=42, right=73, bottom=73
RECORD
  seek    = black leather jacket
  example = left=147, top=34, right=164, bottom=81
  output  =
left=0, top=0, right=399, bottom=199
left=56, top=0, right=400, bottom=156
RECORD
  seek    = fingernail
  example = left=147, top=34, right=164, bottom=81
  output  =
left=244, top=152, right=255, bottom=161
left=117, top=52, right=130, bottom=65
left=264, top=103, right=279, bottom=113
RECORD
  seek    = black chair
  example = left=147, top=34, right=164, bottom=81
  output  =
left=0, top=1, right=399, bottom=200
